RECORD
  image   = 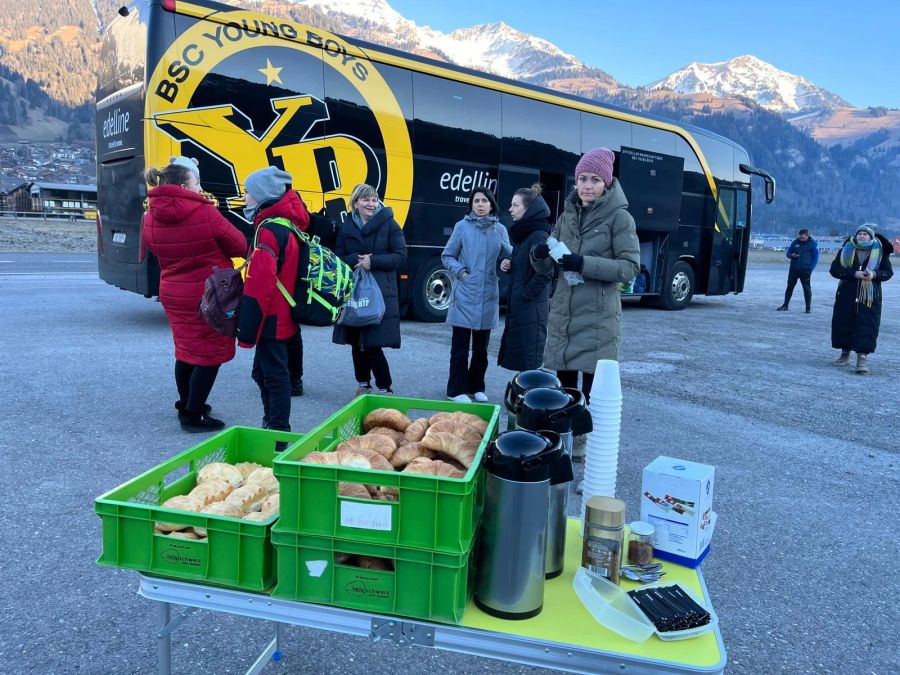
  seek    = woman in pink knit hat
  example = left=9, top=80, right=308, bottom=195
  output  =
left=531, top=146, right=640, bottom=420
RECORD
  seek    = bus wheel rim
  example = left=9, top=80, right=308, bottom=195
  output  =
left=672, top=271, right=690, bottom=302
left=426, top=269, right=452, bottom=311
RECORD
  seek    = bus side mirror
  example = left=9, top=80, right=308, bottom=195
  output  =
left=739, top=163, right=775, bottom=204
left=764, top=178, right=775, bottom=204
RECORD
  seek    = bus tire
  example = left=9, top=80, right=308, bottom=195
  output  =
left=411, top=257, right=452, bottom=322
left=660, top=261, right=694, bottom=310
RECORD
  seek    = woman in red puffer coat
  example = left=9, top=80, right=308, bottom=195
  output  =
left=140, top=156, right=247, bottom=432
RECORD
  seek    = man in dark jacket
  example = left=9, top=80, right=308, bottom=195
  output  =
left=777, top=228, right=819, bottom=313
left=236, top=166, right=309, bottom=433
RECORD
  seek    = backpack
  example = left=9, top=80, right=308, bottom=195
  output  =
left=262, top=217, right=355, bottom=327
left=198, top=262, right=246, bottom=337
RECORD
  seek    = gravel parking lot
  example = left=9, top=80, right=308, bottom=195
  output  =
left=0, top=243, right=896, bottom=674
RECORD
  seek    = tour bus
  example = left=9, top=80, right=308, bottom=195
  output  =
left=96, top=0, right=774, bottom=318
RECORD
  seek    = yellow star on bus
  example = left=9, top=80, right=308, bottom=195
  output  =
left=258, top=59, right=283, bottom=85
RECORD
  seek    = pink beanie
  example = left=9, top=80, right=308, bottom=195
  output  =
left=575, top=147, right=615, bottom=187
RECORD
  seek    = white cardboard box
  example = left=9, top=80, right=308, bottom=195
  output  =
left=640, top=456, right=715, bottom=564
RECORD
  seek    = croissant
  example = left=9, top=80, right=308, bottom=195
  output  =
left=429, top=411, right=487, bottom=435
left=342, top=448, right=393, bottom=472
left=426, top=420, right=483, bottom=445
left=234, top=462, right=264, bottom=481
left=197, top=462, right=244, bottom=489
left=188, top=478, right=233, bottom=505
left=155, top=495, right=204, bottom=532
left=246, top=467, right=279, bottom=494
left=224, top=483, right=268, bottom=513
left=339, top=482, right=372, bottom=500
left=401, top=457, right=465, bottom=479
left=337, top=434, right=396, bottom=460
left=303, top=451, right=341, bottom=466
left=363, top=408, right=412, bottom=432
left=389, top=442, right=434, bottom=469
left=366, top=426, right=406, bottom=446
left=402, top=418, right=429, bottom=444
left=420, top=432, right=478, bottom=468
left=194, top=501, right=243, bottom=536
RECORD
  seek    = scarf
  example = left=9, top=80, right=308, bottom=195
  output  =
left=465, top=213, right=498, bottom=230
left=840, top=235, right=882, bottom=307
left=351, top=205, right=382, bottom=230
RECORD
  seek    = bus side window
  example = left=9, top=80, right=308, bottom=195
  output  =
left=581, top=113, right=631, bottom=154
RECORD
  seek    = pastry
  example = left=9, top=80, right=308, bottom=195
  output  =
left=303, top=451, right=341, bottom=466
left=356, top=556, right=394, bottom=571
left=197, top=462, right=244, bottom=489
left=362, top=408, right=412, bottom=432
left=165, top=529, right=202, bottom=540
left=420, top=432, right=478, bottom=468
left=194, top=501, right=243, bottom=536
left=366, top=426, right=406, bottom=446
left=154, top=495, right=204, bottom=532
left=188, top=478, right=233, bottom=505
left=224, top=483, right=268, bottom=513
left=426, top=420, right=483, bottom=445
left=337, top=433, right=396, bottom=460
left=246, top=467, right=279, bottom=494
left=242, top=511, right=274, bottom=522
left=234, top=462, right=264, bottom=480
left=339, top=482, right=372, bottom=500
left=402, top=418, right=429, bottom=444
left=341, top=447, right=393, bottom=472
left=389, top=442, right=434, bottom=469
left=428, top=411, right=488, bottom=435
left=260, top=493, right=280, bottom=514
left=403, top=457, right=465, bottom=479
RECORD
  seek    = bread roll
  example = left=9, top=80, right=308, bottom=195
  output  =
left=165, top=529, right=202, bottom=540
left=246, top=467, right=279, bottom=494
left=224, top=483, right=268, bottom=513
left=155, top=495, right=204, bottom=532
left=188, top=478, right=233, bottom=505
left=234, top=462, right=264, bottom=480
left=242, top=511, right=274, bottom=522
left=260, top=493, right=280, bottom=515
left=194, top=501, right=243, bottom=536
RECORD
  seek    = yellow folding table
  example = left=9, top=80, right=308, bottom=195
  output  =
left=140, top=519, right=725, bottom=674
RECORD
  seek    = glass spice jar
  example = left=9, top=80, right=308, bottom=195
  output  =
left=627, top=521, right=655, bottom=566
left=581, top=496, right=626, bottom=585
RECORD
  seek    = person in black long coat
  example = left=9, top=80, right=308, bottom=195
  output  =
left=332, top=184, right=407, bottom=394
left=829, top=224, right=893, bottom=374
left=498, top=185, right=554, bottom=372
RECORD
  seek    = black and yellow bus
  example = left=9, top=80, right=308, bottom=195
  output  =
left=96, top=0, right=774, bottom=318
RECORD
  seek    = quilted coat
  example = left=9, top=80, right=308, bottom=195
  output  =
left=141, top=184, right=247, bottom=365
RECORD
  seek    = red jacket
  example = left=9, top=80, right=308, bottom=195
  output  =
left=237, top=190, right=310, bottom=346
left=140, top=185, right=247, bottom=365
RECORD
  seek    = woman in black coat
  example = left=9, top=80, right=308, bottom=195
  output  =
left=498, top=185, right=554, bottom=372
left=332, top=183, right=408, bottom=394
left=829, top=224, right=892, bottom=374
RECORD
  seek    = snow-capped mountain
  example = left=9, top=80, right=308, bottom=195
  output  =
left=298, top=0, right=616, bottom=84
left=644, top=55, right=850, bottom=113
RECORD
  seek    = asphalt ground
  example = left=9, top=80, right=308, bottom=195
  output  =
left=0, top=252, right=897, bottom=674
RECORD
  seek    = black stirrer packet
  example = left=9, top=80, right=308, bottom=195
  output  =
left=627, top=585, right=711, bottom=633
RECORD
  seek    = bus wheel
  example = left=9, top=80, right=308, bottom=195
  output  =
left=661, top=261, right=694, bottom=310
left=412, top=258, right=452, bottom=322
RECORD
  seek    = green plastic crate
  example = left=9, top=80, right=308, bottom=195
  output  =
left=274, top=395, right=499, bottom=554
left=95, top=426, right=302, bottom=591
left=271, top=525, right=477, bottom=624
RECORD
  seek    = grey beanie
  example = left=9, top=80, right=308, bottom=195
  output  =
left=244, top=166, right=292, bottom=204
left=855, top=224, right=876, bottom=238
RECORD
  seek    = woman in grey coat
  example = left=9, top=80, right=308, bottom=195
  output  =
left=441, top=187, right=512, bottom=402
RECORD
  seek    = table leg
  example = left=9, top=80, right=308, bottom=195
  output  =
left=157, top=602, right=171, bottom=675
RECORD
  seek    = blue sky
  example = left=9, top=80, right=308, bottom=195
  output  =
left=388, top=0, right=900, bottom=108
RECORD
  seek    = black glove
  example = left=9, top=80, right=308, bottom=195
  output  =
left=533, top=243, right=550, bottom=260
left=560, top=253, right=584, bottom=272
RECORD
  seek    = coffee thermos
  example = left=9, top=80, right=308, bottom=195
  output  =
left=503, top=369, right=561, bottom=429
left=475, top=430, right=567, bottom=619
left=514, top=387, right=592, bottom=578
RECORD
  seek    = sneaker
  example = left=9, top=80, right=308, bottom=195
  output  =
left=355, top=383, right=372, bottom=397
left=571, top=434, right=587, bottom=463
left=290, top=378, right=304, bottom=397
left=776, top=305, right=788, bottom=311
left=472, top=392, right=488, bottom=403
left=574, top=479, right=584, bottom=495
left=855, top=353, right=869, bottom=374
left=377, top=388, right=394, bottom=395
left=833, top=350, right=851, bottom=367
left=447, top=394, right=472, bottom=403
left=175, top=401, right=211, bottom=416
left=180, top=413, right=226, bottom=433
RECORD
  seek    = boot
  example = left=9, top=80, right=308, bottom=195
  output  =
left=832, top=350, right=851, bottom=367
left=175, top=400, right=211, bottom=415
left=855, top=353, right=869, bottom=374
left=180, top=411, right=226, bottom=433
left=776, top=305, right=788, bottom=311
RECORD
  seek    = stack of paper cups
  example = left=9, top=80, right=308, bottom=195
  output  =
left=581, top=360, right=623, bottom=519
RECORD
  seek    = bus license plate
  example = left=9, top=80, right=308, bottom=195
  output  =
left=112, top=232, right=126, bottom=244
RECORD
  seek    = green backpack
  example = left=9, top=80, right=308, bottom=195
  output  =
left=257, top=217, right=354, bottom=327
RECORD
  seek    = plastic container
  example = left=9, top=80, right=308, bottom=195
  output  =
left=573, top=568, right=654, bottom=642
left=275, top=395, right=499, bottom=554
left=272, top=526, right=476, bottom=624
left=573, top=570, right=718, bottom=642
left=95, top=426, right=303, bottom=591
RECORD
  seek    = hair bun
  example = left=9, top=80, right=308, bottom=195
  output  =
left=531, top=183, right=543, bottom=196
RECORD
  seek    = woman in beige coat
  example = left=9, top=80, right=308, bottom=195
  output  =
left=532, top=147, right=640, bottom=403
